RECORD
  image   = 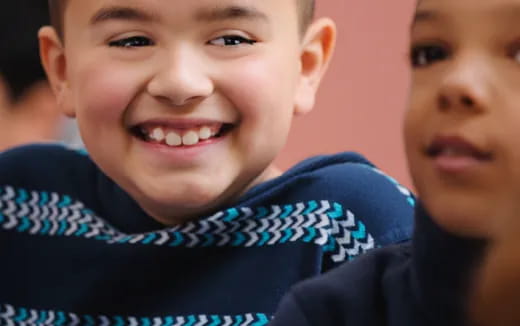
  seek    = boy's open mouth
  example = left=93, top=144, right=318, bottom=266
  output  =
left=130, top=122, right=235, bottom=147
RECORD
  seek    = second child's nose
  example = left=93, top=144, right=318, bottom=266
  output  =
left=147, top=49, right=214, bottom=107
left=437, top=58, right=491, bottom=114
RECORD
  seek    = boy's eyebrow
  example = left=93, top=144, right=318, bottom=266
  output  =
left=90, top=6, right=158, bottom=25
left=194, top=5, right=269, bottom=23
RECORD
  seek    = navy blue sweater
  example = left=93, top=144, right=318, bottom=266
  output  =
left=270, top=203, right=487, bottom=326
left=0, top=145, right=414, bottom=325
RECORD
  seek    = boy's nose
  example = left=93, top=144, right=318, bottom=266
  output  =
left=147, top=49, right=214, bottom=107
left=437, top=58, right=490, bottom=114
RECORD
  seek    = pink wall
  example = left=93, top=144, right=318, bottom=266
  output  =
left=276, top=0, right=417, bottom=188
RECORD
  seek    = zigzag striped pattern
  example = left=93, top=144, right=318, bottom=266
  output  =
left=0, top=186, right=375, bottom=261
left=0, top=304, right=269, bottom=326
left=369, top=167, right=416, bottom=207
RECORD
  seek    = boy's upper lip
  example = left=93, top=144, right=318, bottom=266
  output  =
left=424, top=134, right=493, bottom=160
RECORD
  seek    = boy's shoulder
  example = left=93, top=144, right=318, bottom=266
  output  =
left=0, top=143, right=95, bottom=193
left=271, top=242, right=414, bottom=326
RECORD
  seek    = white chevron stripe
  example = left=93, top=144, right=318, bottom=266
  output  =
left=16, top=204, right=30, bottom=218
left=27, top=310, right=39, bottom=324
left=245, top=232, right=260, bottom=247
left=293, top=216, right=305, bottom=229
left=186, top=234, right=199, bottom=247
left=217, top=233, right=231, bottom=246
left=207, top=211, right=224, bottom=221
left=40, top=205, right=51, bottom=220
left=268, top=219, right=282, bottom=232
left=222, top=316, right=233, bottom=326
left=3, top=214, right=18, bottom=230
left=4, top=200, right=17, bottom=215
left=152, top=317, right=163, bottom=326
left=129, top=234, right=145, bottom=244
left=268, top=231, right=283, bottom=245
left=173, top=316, right=185, bottom=326
left=45, top=310, right=55, bottom=325
left=85, top=228, right=102, bottom=239
left=332, top=246, right=347, bottom=262
left=315, top=228, right=329, bottom=246
left=337, top=231, right=352, bottom=246
left=314, top=215, right=330, bottom=229
left=292, top=203, right=306, bottom=217
left=266, top=205, right=282, bottom=220
left=194, top=315, right=208, bottom=326
left=243, top=220, right=258, bottom=233
left=344, top=210, right=356, bottom=227
left=128, top=317, right=139, bottom=326
left=28, top=191, right=39, bottom=206
left=0, top=305, right=15, bottom=319
left=69, top=202, right=85, bottom=210
left=243, top=314, right=255, bottom=326
left=48, top=205, right=60, bottom=221
left=49, top=193, right=60, bottom=206
left=301, top=215, right=316, bottom=228
left=290, top=228, right=305, bottom=242
left=65, top=221, right=78, bottom=236
left=29, top=205, right=41, bottom=221
left=29, top=219, right=41, bottom=234
left=99, top=316, right=111, bottom=326
left=360, top=235, right=375, bottom=250
left=213, top=220, right=227, bottom=235
left=69, top=313, right=80, bottom=326
left=197, top=221, right=211, bottom=235
left=316, top=201, right=331, bottom=214
left=155, top=231, right=170, bottom=245
left=67, top=209, right=81, bottom=223
left=257, top=219, right=271, bottom=233
left=2, top=187, right=16, bottom=200
left=240, top=207, right=254, bottom=219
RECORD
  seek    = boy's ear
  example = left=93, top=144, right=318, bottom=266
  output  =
left=38, top=26, right=75, bottom=118
left=294, top=17, right=336, bottom=116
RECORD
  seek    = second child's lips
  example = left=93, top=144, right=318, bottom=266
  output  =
left=425, top=136, right=493, bottom=173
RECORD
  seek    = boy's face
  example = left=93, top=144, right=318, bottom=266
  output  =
left=42, top=0, right=334, bottom=224
left=405, top=0, right=520, bottom=237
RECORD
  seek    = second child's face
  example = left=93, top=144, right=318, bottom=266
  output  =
left=405, top=0, right=520, bottom=237
left=44, top=0, right=331, bottom=224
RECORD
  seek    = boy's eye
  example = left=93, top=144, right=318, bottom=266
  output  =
left=208, top=35, right=257, bottom=47
left=109, top=36, right=154, bottom=48
left=410, top=44, right=449, bottom=68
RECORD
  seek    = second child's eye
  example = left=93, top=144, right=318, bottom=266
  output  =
left=208, top=35, right=257, bottom=47
left=109, top=36, right=154, bottom=48
left=410, top=44, right=449, bottom=68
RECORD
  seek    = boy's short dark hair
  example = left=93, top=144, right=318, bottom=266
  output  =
left=48, top=0, right=315, bottom=39
left=0, top=0, right=50, bottom=101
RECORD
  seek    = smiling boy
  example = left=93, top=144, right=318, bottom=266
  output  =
left=270, top=0, right=520, bottom=325
left=0, top=0, right=414, bottom=323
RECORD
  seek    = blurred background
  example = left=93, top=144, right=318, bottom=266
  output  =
left=276, top=0, right=416, bottom=188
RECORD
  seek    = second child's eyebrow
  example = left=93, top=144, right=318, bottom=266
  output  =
left=412, top=9, right=441, bottom=26
left=194, top=5, right=269, bottom=23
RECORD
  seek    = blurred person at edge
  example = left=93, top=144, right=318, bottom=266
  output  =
left=0, top=0, right=81, bottom=151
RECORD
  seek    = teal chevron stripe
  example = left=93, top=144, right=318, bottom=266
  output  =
left=39, top=191, right=49, bottom=206
left=40, top=219, right=52, bottom=234
left=140, top=317, right=152, bottom=326
left=352, top=221, right=367, bottom=240
left=185, top=315, right=197, bottom=326
left=17, top=217, right=31, bottom=232
left=16, top=189, right=28, bottom=204
left=142, top=233, right=157, bottom=244
left=37, top=310, right=47, bottom=324
left=323, top=236, right=336, bottom=252
left=254, top=206, right=268, bottom=219
left=58, top=195, right=72, bottom=208
left=0, top=212, right=4, bottom=224
left=232, top=232, right=246, bottom=246
left=407, top=197, right=416, bottom=207
left=224, top=208, right=239, bottom=222
left=117, top=236, right=133, bottom=244
left=303, top=201, right=318, bottom=215
left=280, top=229, right=293, bottom=243
left=57, top=220, right=68, bottom=235
left=75, top=223, right=89, bottom=236
left=327, top=203, right=344, bottom=219
left=233, top=316, right=244, bottom=326
left=170, top=232, right=184, bottom=246
left=163, top=316, right=175, bottom=326
left=253, top=314, right=269, bottom=326
left=303, top=227, right=317, bottom=243
left=114, top=316, right=126, bottom=326
left=257, top=232, right=270, bottom=246
left=13, top=307, right=28, bottom=322
left=280, top=205, right=294, bottom=218
left=56, top=311, right=67, bottom=326
left=209, top=315, right=221, bottom=326
left=202, top=234, right=215, bottom=247
left=85, top=315, right=96, bottom=326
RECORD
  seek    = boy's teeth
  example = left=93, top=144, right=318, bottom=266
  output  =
left=151, top=128, right=165, bottom=142
left=166, top=132, right=182, bottom=146
left=182, top=131, right=200, bottom=146
left=199, top=127, right=212, bottom=140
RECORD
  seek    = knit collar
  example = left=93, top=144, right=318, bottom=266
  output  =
left=410, top=202, right=487, bottom=326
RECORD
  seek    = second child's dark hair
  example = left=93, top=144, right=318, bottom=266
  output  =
left=48, top=0, right=315, bottom=39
